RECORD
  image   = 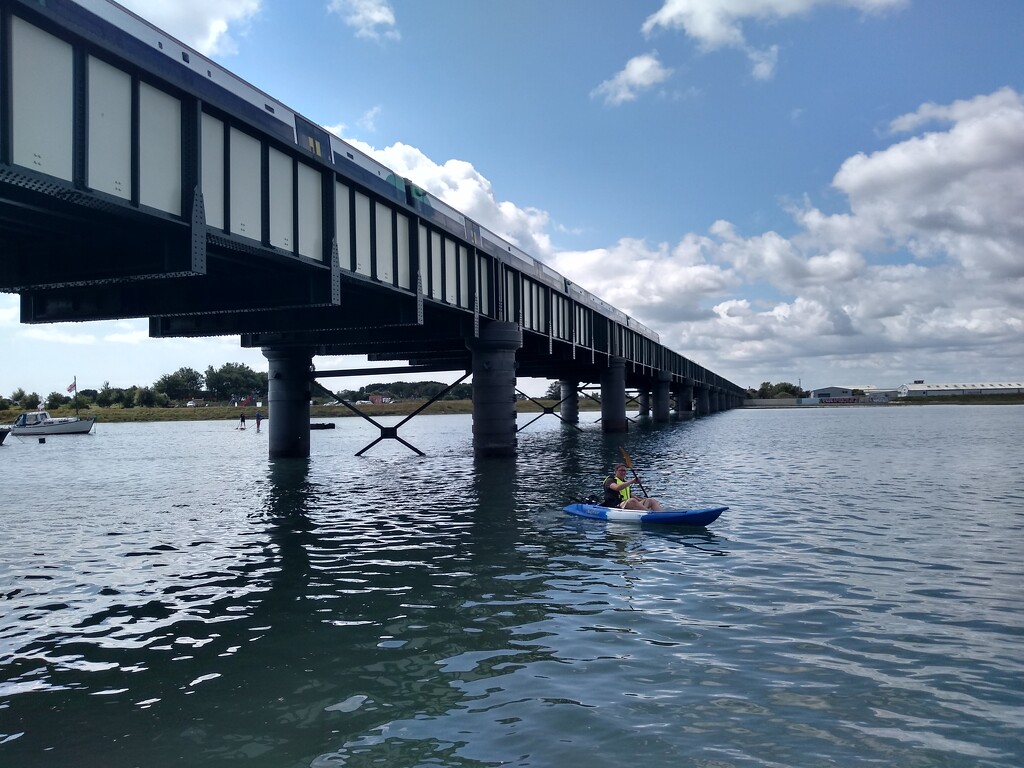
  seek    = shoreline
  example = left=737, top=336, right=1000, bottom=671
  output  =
left=0, top=399, right=597, bottom=424
left=2, top=394, right=1021, bottom=425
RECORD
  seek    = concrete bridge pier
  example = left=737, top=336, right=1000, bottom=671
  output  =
left=467, top=322, right=522, bottom=457
left=263, top=347, right=314, bottom=458
left=653, top=370, right=672, bottom=422
left=638, top=390, right=650, bottom=417
left=559, top=380, right=579, bottom=424
left=678, top=382, right=694, bottom=418
left=600, top=356, right=628, bottom=432
left=696, top=386, right=711, bottom=416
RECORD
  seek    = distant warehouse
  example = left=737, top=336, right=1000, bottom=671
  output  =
left=897, top=381, right=1024, bottom=397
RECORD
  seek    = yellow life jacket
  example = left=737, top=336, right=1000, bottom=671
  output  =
left=603, top=474, right=631, bottom=506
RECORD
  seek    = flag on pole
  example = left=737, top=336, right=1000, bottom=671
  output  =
left=67, top=380, right=76, bottom=393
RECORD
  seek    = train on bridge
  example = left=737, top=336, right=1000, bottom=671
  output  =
left=0, top=0, right=744, bottom=456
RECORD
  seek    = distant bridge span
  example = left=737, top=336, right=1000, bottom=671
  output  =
left=0, top=0, right=744, bottom=457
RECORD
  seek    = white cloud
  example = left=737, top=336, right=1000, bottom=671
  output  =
left=747, top=44, right=779, bottom=81
left=592, top=53, right=674, bottom=106
left=547, top=88, right=1024, bottom=388
left=104, top=324, right=150, bottom=344
left=0, top=297, right=18, bottom=326
left=322, top=122, right=348, bottom=138
left=328, top=88, right=1023, bottom=388
left=22, top=327, right=97, bottom=345
left=642, top=0, right=906, bottom=81
left=551, top=237, right=737, bottom=324
left=118, top=0, right=261, bottom=57
left=834, top=87, right=1024, bottom=279
left=326, top=0, right=400, bottom=41
left=340, top=137, right=555, bottom=259
left=357, top=105, right=382, bottom=132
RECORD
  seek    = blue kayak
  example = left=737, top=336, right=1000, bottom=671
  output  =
left=563, top=503, right=727, bottom=526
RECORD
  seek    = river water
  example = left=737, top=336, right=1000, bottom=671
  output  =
left=1, top=405, right=1022, bottom=767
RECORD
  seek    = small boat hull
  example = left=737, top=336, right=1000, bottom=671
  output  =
left=10, top=411, right=95, bottom=436
left=0, top=427, right=9, bottom=445
left=563, top=503, right=727, bottom=526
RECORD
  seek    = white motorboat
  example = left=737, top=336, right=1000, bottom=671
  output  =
left=9, top=410, right=95, bottom=436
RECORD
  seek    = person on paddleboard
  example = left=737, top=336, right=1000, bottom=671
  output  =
left=603, top=464, right=663, bottom=511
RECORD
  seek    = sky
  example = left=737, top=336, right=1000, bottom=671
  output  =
left=2, top=0, right=1023, bottom=399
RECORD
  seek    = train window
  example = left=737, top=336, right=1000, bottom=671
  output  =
left=382, top=174, right=406, bottom=202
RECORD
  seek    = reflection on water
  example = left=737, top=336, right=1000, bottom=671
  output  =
left=1, top=408, right=1022, bottom=767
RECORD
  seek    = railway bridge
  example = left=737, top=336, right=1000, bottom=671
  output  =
left=0, top=0, right=745, bottom=457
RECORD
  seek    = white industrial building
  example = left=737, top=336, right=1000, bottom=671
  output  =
left=897, top=381, right=1024, bottom=398
left=810, top=386, right=898, bottom=403
left=747, top=381, right=1022, bottom=407
left=811, top=387, right=854, bottom=398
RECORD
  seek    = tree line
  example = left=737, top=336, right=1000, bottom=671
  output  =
left=745, top=381, right=809, bottom=399
left=4, top=370, right=809, bottom=411
left=2, top=363, right=268, bottom=411
left=1, top=365, right=486, bottom=411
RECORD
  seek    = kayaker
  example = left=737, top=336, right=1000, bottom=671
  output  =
left=602, top=463, right=663, bottom=511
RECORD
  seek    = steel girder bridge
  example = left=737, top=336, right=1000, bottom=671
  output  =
left=0, top=0, right=745, bottom=457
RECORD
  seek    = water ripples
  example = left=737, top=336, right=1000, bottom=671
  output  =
left=1, top=408, right=1022, bottom=766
